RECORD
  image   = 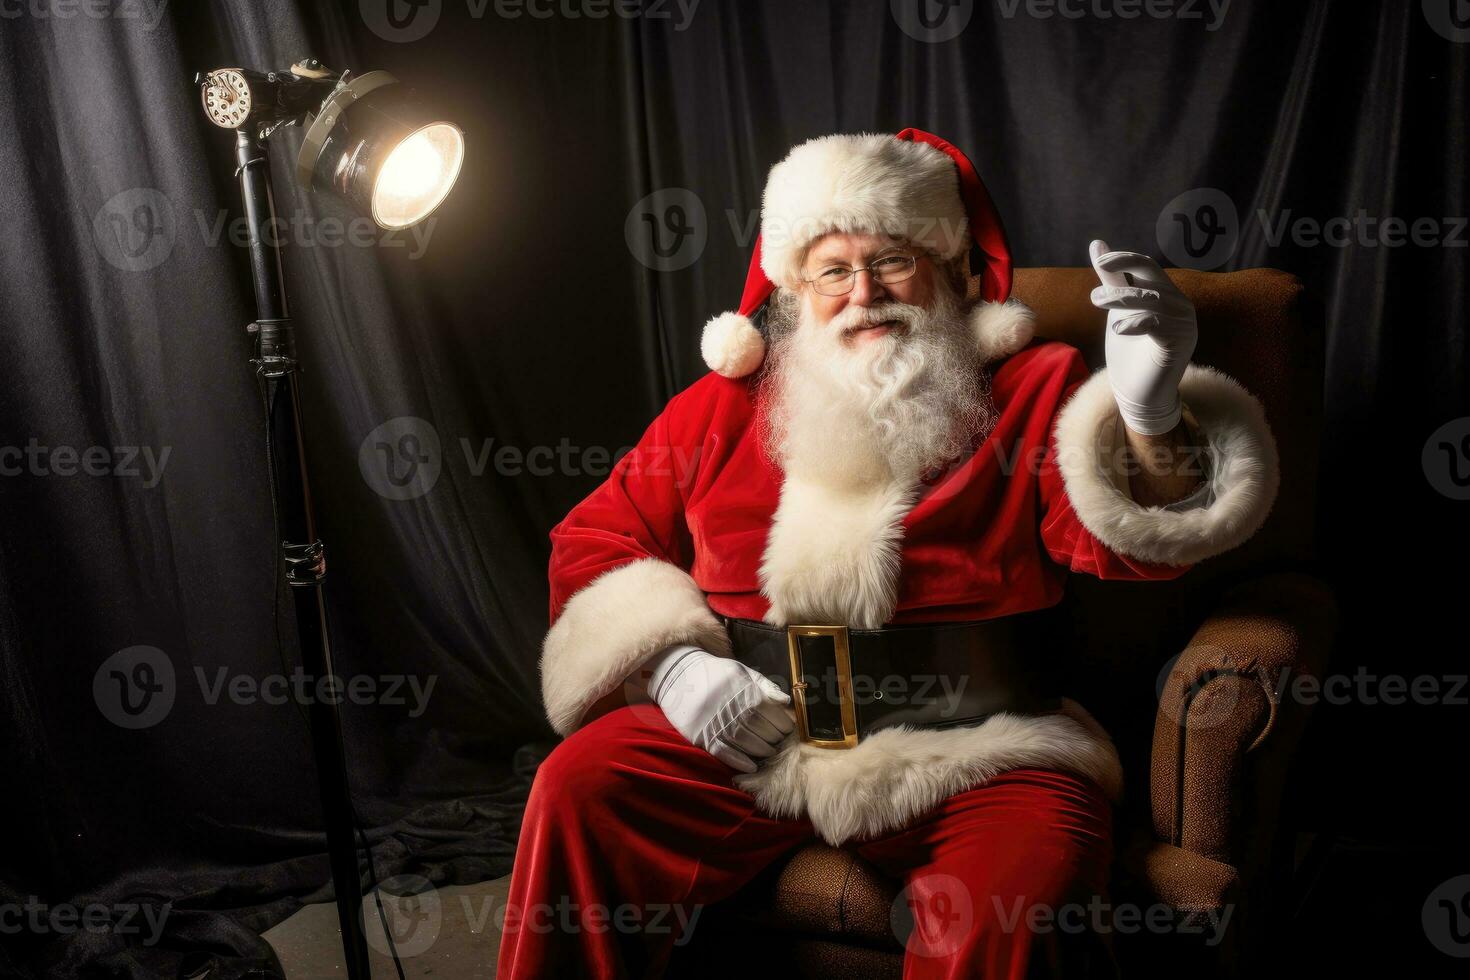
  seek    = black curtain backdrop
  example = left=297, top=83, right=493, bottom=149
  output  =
left=0, top=1, right=1464, bottom=976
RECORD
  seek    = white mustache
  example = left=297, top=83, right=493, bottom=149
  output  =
left=829, top=302, right=923, bottom=335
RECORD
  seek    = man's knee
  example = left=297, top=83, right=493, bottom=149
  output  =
left=972, top=828, right=1115, bottom=974
left=909, top=770, right=1116, bottom=964
left=531, top=717, right=623, bottom=813
left=527, top=705, right=677, bottom=819
left=902, top=854, right=1112, bottom=977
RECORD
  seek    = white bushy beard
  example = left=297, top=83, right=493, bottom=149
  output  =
left=757, top=278, right=996, bottom=487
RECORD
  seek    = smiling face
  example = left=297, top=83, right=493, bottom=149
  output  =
left=757, top=231, right=995, bottom=484
left=800, top=231, right=941, bottom=347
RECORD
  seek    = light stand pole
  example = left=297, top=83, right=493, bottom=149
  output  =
left=234, top=126, right=372, bottom=980
left=200, top=57, right=464, bottom=980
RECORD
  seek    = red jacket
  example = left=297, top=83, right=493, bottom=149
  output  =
left=538, top=335, right=1278, bottom=845
left=550, top=340, right=1187, bottom=627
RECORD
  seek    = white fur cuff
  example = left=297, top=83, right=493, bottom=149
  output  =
left=1052, top=363, right=1280, bottom=566
left=540, top=558, right=731, bottom=735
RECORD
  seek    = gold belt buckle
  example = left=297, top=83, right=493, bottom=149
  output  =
left=786, top=625, right=859, bottom=748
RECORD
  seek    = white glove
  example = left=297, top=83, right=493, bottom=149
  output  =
left=1088, top=239, right=1198, bottom=435
left=641, top=644, right=795, bottom=773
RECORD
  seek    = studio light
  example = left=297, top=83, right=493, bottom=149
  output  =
left=197, top=58, right=464, bottom=980
left=294, top=71, right=465, bottom=230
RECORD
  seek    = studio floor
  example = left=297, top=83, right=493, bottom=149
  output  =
left=259, top=832, right=1468, bottom=978
left=264, top=876, right=513, bottom=979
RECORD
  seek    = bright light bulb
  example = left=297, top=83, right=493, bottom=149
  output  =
left=371, top=123, right=464, bottom=230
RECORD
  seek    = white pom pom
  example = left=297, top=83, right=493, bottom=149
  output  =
left=970, top=298, right=1035, bottom=363
left=701, top=311, right=766, bottom=378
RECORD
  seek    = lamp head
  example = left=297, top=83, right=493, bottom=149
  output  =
left=199, top=60, right=464, bottom=231
left=295, top=71, right=465, bottom=231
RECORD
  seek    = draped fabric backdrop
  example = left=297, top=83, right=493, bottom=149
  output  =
left=0, top=1, right=1464, bottom=976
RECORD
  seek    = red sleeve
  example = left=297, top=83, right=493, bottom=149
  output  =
left=539, top=382, right=733, bottom=735
left=547, top=396, right=698, bottom=623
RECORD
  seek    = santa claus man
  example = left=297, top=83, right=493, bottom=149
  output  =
left=498, top=129, right=1279, bottom=978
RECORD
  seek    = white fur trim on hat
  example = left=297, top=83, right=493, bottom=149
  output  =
left=759, top=133, right=969, bottom=289
left=1051, top=363, right=1280, bottom=566
left=700, top=311, right=766, bottom=379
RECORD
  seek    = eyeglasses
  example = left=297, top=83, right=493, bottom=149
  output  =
left=802, top=252, right=919, bottom=296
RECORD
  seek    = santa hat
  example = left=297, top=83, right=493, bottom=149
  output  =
left=701, top=128, right=1034, bottom=379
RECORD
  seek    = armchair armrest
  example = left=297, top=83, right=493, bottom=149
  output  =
left=1150, top=572, right=1337, bottom=865
left=1121, top=839, right=1240, bottom=910
left=1111, top=837, right=1245, bottom=975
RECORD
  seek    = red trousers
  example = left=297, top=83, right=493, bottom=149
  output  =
left=497, top=706, right=1116, bottom=979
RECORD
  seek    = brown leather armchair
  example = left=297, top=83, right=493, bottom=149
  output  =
left=670, top=267, right=1337, bottom=978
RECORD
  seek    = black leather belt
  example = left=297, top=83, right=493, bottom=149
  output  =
left=723, top=614, right=1063, bottom=749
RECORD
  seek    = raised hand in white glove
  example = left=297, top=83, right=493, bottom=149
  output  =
left=642, top=644, right=795, bottom=773
left=1088, top=239, right=1198, bottom=435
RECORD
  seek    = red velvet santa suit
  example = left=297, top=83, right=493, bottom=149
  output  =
left=551, top=336, right=1185, bottom=629
left=504, top=312, right=1278, bottom=977
left=503, top=130, right=1281, bottom=978
left=537, top=299, right=1278, bottom=829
